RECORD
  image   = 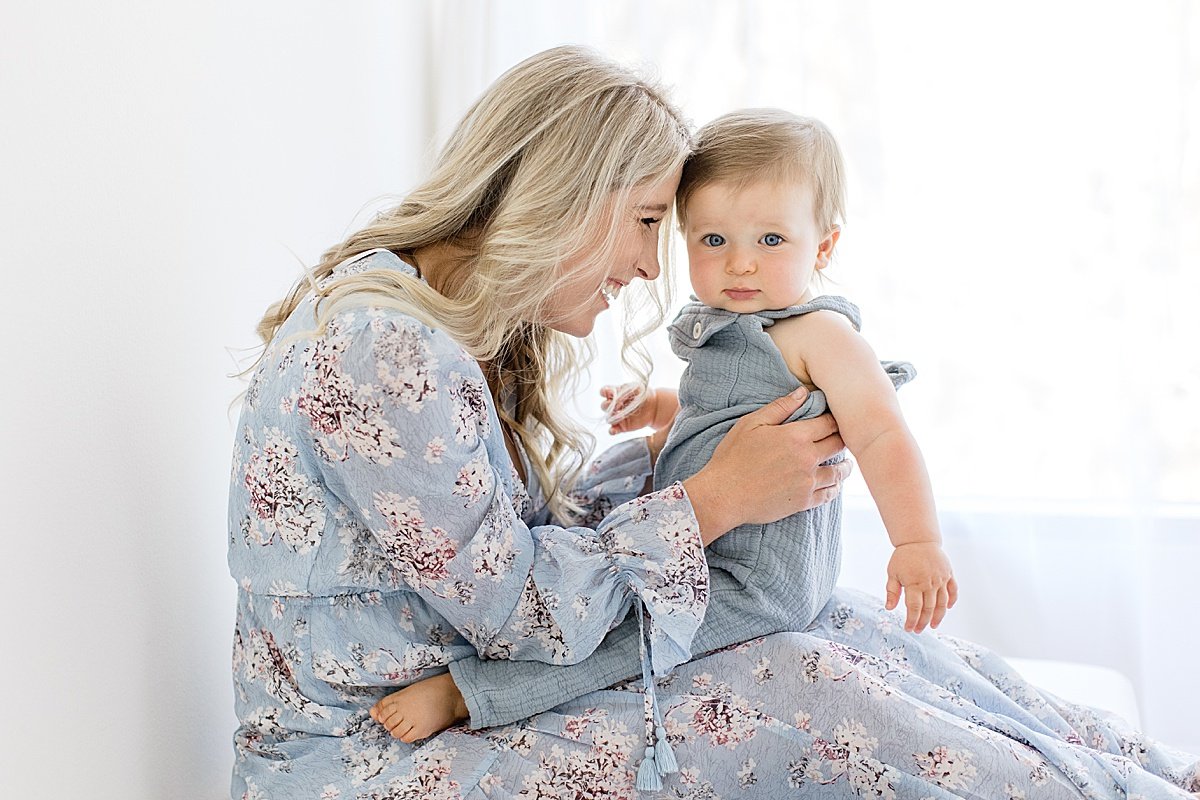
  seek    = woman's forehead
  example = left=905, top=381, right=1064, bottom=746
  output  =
left=631, top=171, right=682, bottom=209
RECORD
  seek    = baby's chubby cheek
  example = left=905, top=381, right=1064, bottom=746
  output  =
left=686, top=263, right=721, bottom=305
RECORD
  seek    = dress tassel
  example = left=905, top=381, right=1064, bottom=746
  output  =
left=635, top=746, right=663, bottom=791
left=653, top=724, right=678, bottom=774
left=635, top=597, right=682, bottom=791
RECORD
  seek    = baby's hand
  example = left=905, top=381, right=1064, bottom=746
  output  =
left=884, top=542, right=958, bottom=633
left=601, top=384, right=676, bottom=435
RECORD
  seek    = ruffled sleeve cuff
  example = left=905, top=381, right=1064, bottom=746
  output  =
left=591, top=481, right=709, bottom=674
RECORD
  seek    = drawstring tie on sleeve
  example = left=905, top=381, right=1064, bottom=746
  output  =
left=634, top=598, right=679, bottom=792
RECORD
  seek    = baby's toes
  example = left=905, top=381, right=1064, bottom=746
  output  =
left=382, top=718, right=409, bottom=739
left=381, top=707, right=405, bottom=728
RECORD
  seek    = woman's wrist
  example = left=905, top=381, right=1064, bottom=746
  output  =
left=681, top=471, right=740, bottom=546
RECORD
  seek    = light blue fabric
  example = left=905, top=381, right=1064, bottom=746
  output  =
left=451, top=297, right=915, bottom=728
left=228, top=257, right=1199, bottom=798
left=227, top=250, right=711, bottom=797
left=657, top=296, right=916, bottom=636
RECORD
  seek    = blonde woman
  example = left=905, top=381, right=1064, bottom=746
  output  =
left=229, top=46, right=850, bottom=797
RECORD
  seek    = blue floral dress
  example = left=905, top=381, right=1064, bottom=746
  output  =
left=229, top=251, right=1198, bottom=799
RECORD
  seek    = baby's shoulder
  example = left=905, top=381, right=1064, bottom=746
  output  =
left=766, top=307, right=859, bottom=350
left=761, top=310, right=852, bottom=389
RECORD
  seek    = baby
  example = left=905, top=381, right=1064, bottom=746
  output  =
left=370, top=109, right=956, bottom=749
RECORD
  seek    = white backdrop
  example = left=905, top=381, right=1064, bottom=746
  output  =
left=1, top=2, right=433, bottom=797
left=2, top=2, right=1196, bottom=798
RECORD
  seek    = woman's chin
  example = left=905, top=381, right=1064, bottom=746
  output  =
left=548, top=313, right=599, bottom=338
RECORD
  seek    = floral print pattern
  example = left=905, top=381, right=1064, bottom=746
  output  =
left=228, top=251, right=710, bottom=799
left=297, top=314, right=407, bottom=466
left=229, top=252, right=1198, bottom=799
left=240, top=427, right=326, bottom=554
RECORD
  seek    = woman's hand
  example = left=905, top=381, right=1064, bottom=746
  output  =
left=682, top=387, right=850, bottom=545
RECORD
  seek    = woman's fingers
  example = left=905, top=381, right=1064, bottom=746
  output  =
left=694, top=394, right=852, bottom=534
left=812, top=430, right=846, bottom=463
left=794, top=410, right=840, bottom=443
left=813, top=460, right=852, bottom=492
left=737, top=386, right=810, bottom=427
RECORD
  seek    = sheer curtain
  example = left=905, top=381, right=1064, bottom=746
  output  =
left=426, top=0, right=1199, bottom=751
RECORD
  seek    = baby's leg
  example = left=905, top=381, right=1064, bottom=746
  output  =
left=442, top=566, right=812, bottom=730
left=450, top=611, right=644, bottom=728
left=369, top=671, right=468, bottom=743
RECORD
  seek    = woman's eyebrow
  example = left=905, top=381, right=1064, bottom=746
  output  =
left=638, top=203, right=670, bottom=213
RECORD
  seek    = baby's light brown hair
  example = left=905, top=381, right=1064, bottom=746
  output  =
left=677, top=109, right=847, bottom=236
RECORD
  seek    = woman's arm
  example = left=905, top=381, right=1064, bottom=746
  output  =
left=449, top=386, right=856, bottom=729
left=313, top=311, right=710, bottom=672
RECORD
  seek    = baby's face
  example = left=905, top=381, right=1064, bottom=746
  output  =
left=683, top=179, right=836, bottom=313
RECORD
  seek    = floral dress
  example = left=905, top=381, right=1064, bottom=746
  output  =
left=229, top=250, right=1199, bottom=799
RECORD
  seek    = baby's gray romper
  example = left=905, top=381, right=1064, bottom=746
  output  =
left=448, top=296, right=915, bottom=727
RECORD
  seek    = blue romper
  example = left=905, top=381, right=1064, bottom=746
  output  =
left=449, top=296, right=915, bottom=726
left=657, top=296, right=915, bottom=640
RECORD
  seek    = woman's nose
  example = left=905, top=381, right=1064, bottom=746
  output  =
left=635, top=238, right=661, bottom=281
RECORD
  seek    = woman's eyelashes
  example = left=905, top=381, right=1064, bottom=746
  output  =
left=640, top=216, right=662, bottom=229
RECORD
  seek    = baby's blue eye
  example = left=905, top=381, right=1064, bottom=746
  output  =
left=761, top=233, right=784, bottom=246
left=701, top=233, right=725, bottom=247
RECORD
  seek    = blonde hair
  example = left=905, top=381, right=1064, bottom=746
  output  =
left=677, top=109, right=846, bottom=235
left=254, top=46, right=691, bottom=521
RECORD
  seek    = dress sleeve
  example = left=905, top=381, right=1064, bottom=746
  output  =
left=304, top=310, right=708, bottom=673
left=563, top=437, right=655, bottom=528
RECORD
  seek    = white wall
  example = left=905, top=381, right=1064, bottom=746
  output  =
left=1, top=2, right=429, bottom=797
left=3, top=3, right=1197, bottom=798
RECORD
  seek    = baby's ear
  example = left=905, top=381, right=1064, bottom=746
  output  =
left=816, top=225, right=841, bottom=270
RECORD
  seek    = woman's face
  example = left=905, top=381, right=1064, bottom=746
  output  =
left=545, top=169, right=682, bottom=337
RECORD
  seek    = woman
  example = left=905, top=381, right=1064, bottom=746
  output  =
left=230, top=45, right=844, bottom=797
left=230, top=46, right=1198, bottom=798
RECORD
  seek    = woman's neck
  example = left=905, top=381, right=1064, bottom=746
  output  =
left=410, top=239, right=477, bottom=298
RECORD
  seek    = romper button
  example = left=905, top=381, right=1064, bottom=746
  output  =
left=692, top=321, right=703, bottom=338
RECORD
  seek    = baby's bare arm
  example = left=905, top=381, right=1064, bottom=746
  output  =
left=773, top=311, right=956, bottom=631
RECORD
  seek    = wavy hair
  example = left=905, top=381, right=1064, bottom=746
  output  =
left=253, top=46, right=691, bottom=520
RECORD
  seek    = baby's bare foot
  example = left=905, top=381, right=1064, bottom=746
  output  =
left=369, top=671, right=469, bottom=743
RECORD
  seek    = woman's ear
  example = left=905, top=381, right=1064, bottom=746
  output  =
left=815, top=225, right=841, bottom=271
